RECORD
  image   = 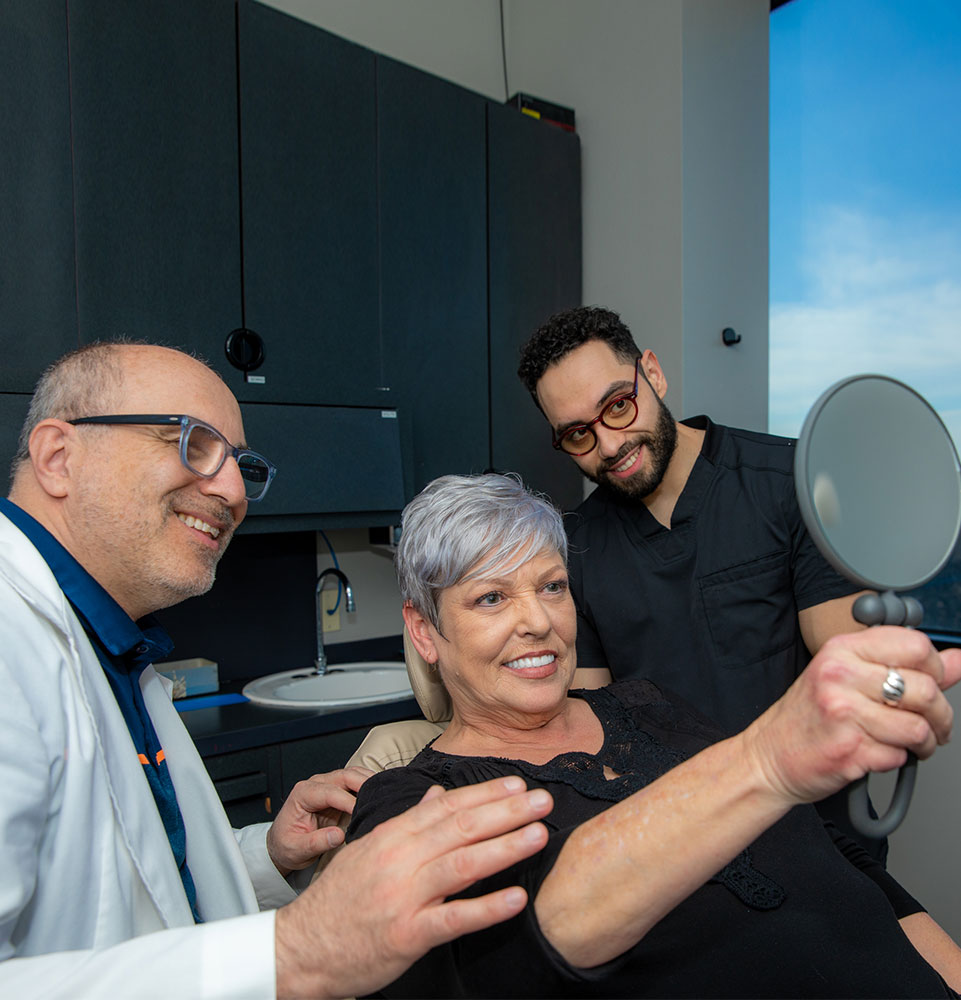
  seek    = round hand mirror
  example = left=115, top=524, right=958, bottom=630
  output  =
left=795, top=374, right=961, bottom=837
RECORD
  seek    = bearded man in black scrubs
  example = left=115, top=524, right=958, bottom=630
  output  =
left=518, top=305, right=881, bottom=854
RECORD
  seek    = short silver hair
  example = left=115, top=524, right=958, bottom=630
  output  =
left=396, top=473, right=568, bottom=629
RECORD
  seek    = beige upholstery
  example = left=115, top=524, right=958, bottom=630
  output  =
left=343, top=628, right=450, bottom=771
left=403, top=626, right=452, bottom=723
left=346, top=718, right=446, bottom=771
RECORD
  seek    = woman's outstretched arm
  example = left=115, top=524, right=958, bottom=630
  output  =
left=535, top=628, right=961, bottom=968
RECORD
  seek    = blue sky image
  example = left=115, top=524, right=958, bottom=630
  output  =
left=769, top=0, right=961, bottom=447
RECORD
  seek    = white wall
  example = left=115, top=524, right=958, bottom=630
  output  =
left=262, top=0, right=507, bottom=99
left=314, top=528, right=403, bottom=644
left=506, top=0, right=686, bottom=406
left=681, top=0, right=769, bottom=428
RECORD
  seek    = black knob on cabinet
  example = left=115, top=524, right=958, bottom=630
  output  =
left=225, top=328, right=265, bottom=372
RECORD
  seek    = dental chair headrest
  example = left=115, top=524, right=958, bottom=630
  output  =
left=403, top=627, right=453, bottom=723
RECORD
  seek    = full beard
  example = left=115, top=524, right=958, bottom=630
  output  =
left=586, top=397, right=678, bottom=501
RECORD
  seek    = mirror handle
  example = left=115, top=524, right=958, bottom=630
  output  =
left=848, top=754, right=917, bottom=838
left=846, top=591, right=923, bottom=837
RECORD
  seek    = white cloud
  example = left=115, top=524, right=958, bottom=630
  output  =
left=770, top=205, right=961, bottom=449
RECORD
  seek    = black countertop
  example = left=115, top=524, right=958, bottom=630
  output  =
left=179, top=635, right=423, bottom=757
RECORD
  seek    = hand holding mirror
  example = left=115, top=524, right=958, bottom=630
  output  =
left=795, top=374, right=961, bottom=837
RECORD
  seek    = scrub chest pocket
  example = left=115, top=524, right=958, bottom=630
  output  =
left=699, top=552, right=797, bottom=669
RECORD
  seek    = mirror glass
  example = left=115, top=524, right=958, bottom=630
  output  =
left=795, top=375, right=961, bottom=592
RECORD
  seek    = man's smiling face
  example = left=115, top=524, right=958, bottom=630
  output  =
left=536, top=340, right=678, bottom=500
left=64, top=346, right=250, bottom=620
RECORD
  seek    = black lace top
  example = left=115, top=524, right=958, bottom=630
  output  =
left=347, top=680, right=951, bottom=999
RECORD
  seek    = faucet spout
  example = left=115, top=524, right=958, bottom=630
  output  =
left=315, top=568, right=355, bottom=675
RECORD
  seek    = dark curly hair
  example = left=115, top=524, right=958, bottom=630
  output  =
left=517, top=306, right=641, bottom=406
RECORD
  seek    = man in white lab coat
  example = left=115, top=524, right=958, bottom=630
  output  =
left=0, top=342, right=553, bottom=999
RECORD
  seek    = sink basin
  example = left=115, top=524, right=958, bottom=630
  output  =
left=242, top=661, right=413, bottom=708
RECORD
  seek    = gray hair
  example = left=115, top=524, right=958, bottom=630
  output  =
left=9, top=340, right=219, bottom=486
left=396, top=473, right=568, bottom=629
left=10, top=342, right=129, bottom=482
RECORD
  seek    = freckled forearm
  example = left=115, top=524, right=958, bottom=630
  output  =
left=534, top=734, right=790, bottom=968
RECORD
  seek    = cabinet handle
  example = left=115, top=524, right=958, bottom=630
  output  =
left=225, top=328, right=265, bottom=372
left=214, top=772, right=268, bottom=802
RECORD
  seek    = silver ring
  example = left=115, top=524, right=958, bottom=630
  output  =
left=881, top=669, right=906, bottom=707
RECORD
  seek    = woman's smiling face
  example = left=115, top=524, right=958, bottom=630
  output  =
left=420, top=546, right=577, bottom=727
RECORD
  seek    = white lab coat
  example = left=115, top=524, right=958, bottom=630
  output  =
left=0, top=512, right=297, bottom=998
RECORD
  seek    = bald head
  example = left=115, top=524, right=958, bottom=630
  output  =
left=10, top=342, right=228, bottom=485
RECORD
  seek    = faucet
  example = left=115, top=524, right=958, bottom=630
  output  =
left=314, top=568, right=355, bottom=675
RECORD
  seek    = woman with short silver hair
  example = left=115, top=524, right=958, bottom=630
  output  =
left=395, top=472, right=567, bottom=631
left=348, top=473, right=961, bottom=998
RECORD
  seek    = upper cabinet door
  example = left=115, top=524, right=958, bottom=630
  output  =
left=236, top=2, right=382, bottom=407
left=68, top=0, right=242, bottom=361
left=0, top=0, right=76, bottom=391
left=378, top=56, right=489, bottom=496
left=488, top=103, right=583, bottom=510
left=0, top=393, right=32, bottom=477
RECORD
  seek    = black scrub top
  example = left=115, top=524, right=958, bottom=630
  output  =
left=567, top=416, right=860, bottom=735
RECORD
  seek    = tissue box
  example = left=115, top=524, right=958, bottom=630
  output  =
left=154, top=658, right=219, bottom=700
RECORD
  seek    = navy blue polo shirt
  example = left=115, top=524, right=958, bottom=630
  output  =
left=0, top=498, right=202, bottom=922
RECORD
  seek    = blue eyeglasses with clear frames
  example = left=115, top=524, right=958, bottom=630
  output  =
left=68, top=414, right=277, bottom=501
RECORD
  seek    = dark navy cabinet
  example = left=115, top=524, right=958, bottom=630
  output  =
left=1, top=0, right=582, bottom=515
left=205, top=746, right=282, bottom=826
left=236, top=2, right=384, bottom=408
left=378, top=56, right=490, bottom=496
left=68, top=0, right=385, bottom=410
left=201, top=723, right=388, bottom=827
left=0, top=395, right=32, bottom=479
left=238, top=402, right=407, bottom=531
left=0, top=0, right=76, bottom=391
left=377, top=58, right=583, bottom=507
left=68, top=0, right=242, bottom=358
left=488, top=103, right=583, bottom=511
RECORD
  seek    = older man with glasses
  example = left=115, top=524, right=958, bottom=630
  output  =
left=517, top=305, right=887, bottom=858
left=0, top=341, right=553, bottom=999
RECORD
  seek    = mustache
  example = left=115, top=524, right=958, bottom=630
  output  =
left=599, top=436, right=647, bottom=474
left=169, top=494, right=236, bottom=534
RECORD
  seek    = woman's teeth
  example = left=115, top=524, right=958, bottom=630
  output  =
left=178, top=513, right=220, bottom=539
left=505, top=654, right=555, bottom=670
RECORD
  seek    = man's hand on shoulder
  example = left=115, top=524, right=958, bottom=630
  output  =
left=266, top=766, right=373, bottom=875
left=274, top=775, right=552, bottom=999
